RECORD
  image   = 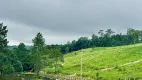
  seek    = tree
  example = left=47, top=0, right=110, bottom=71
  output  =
left=0, top=23, right=8, bottom=53
left=12, top=61, right=23, bottom=72
left=70, top=40, right=77, bottom=51
left=106, top=29, right=115, bottom=37
left=31, top=32, right=46, bottom=76
left=98, top=30, right=104, bottom=37
left=14, top=43, right=30, bottom=71
left=0, top=23, right=16, bottom=75
left=65, top=47, right=69, bottom=53
left=127, top=28, right=139, bottom=46
left=76, top=37, right=89, bottom=50
left=32, top=32, right=45, bottom=50
left=49, top=49, right=64, bottom=74
left=139, top=30, right=142, bottom=41
left=0, top=53, right=15, bottom=75
left=6, top=49, right=23, bottom=73
left=91, top=34, right=98, bottom=47
left=0, top=49, right=23, bottom=75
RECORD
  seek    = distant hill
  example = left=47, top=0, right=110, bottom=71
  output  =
left=8, top=45, right=31, bottom=50
left=8, top=45, right=17, bottom=49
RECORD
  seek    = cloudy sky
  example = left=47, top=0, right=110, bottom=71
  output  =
left=1, top=0, right=142, bottom=45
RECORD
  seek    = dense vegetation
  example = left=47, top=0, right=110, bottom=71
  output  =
left=47, top=28, right=142, bottom=54
left=0, top=23, right=63, bottom=78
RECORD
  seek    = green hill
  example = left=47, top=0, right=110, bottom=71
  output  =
left=45, top=44, right=142, bottom=79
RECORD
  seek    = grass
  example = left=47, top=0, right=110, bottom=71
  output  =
left=44, top=43, right=142, bottom=79
left=99, top=61, right=142, bottom=79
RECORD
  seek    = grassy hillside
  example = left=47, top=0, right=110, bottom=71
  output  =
left=45, top=44, right=142, bottom=79
left=99, top=61, right=142, bottom=79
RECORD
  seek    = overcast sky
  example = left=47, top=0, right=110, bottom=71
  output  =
left=1, top=0, right=142, bottom=45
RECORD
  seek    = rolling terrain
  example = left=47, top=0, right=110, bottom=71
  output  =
left=44, top=44, right=142, bottom=79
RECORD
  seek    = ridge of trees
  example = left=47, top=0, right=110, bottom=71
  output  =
left=47, top=28, right=142, bottom=54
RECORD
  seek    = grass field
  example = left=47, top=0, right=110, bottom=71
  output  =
left=99, top=61, right=142, bottom=79
left=44, top=44, right=142, bottom=79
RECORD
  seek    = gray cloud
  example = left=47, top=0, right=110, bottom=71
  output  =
left=1, top=20, right=82, bottom=45
left=1, top=0, right=142, bottom=45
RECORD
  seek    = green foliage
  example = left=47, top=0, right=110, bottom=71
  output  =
left=98, top=30, right=104, bottom=37
left=31, top=32, right=49, bottom=76
left=7, top=50, right=23, bottom=73
left=0, top=23, right=30, bottom=75
left=0, top=24, right=20, bottom=75
left=0, top=23, right=8, bottom=52
left=49, top=49, right=64, bottom=74
left=3, top=64, right=15, bottom=75
left=32, top=32, right=45, bottom=50
left=45, top=44, right=142, bottom=79
left=127, top=28, right=140, bottom=44
left=13, top=61, right=23, bottom=72
left=65, top=47, right=69, bottom=53
left=46, top=28, right=142, bottom=54
left=0, top=53, right=16, bottom=75
left=14, top=43, right=30, bottom=71
left=105, top=29, right=115, bottom=37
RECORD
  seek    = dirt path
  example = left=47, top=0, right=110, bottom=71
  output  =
left=100, top=59, right=142, bottom=71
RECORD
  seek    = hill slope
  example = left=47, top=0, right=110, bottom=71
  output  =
left=46, top=44, right=142, bottom=79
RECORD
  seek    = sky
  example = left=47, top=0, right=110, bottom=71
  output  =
left=1, top=0, right=142, bottom=45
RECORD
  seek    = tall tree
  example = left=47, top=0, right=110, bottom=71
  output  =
left=32, top=32, right=45, bottom=50
left=32, top=32, right=45, bottom=76
left=98, top=30, right=104, bottom=37
left=0, top=23, right=8, bottom=53
left=106, top=29, right=115, bottom=37
left=0, top=23, right=22, bottom=75
left=0, top=23, right=14, bottom=75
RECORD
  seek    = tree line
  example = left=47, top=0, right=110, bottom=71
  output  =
left=0, top=23, right=63, bottom=76
left=47, top=28, right=142, bottom=54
